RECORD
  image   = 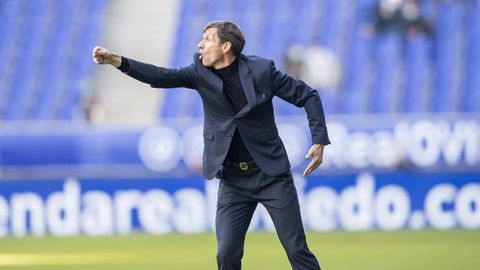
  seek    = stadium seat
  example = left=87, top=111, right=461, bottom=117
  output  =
left=432, top=1, right=463, bottom=112
left=338, top=27, right=371, bottom=114
left=0, top=0, right=106, bottom=121
left=463, top=2, right=480, bottom=112
left=370, top=32, right=402, bottom=113
left=403, top=35, right=431, bottom=113
left=3, top=0, right=49, bottom=120
left=0, top=0, right=24, bottom=119
left=57, top=0, right=107, bottom=119
left=2, top=0, right=479, bottom=122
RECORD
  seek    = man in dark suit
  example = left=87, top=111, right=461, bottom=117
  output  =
left=93, top=21, right=330, bottom=270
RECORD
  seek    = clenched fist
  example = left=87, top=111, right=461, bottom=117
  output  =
left=92, top=46, right=122, bottom=68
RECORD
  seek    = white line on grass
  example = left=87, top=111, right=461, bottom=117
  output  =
left=0, top=253, right=139, bottom=266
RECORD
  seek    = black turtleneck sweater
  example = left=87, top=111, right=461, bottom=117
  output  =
left=211, top=58, right=252, bottom=162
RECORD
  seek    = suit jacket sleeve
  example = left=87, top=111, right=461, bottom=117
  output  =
left=270, top=60, right=331, bottom=145
left=119, top=57, right=198, bottom=89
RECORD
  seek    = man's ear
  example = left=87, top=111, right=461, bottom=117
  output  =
left=222, top=42, right=232, bottom=54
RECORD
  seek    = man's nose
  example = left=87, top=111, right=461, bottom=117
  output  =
left=197, top=41, right=203, bottom=49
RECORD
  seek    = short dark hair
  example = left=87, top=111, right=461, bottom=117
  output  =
left=203, top=21, right=245, bottom=56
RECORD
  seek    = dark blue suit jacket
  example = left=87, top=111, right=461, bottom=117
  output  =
left=122, top=53, right=330, bottom=179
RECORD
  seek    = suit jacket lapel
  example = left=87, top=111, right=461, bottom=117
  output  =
left=199, top=64, right=235, bottom=115
left=236, top=57, right=255, bottom=118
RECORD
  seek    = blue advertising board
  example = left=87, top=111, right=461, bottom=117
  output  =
left=0, top=172, right=478, bottom=238
left=0, top=114, right=479, bottom=237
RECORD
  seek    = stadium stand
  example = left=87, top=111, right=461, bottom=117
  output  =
left=0, top=0, right=478, bottom=122
left=161, top=0, right=478, bottom=118
left=0, top=0, right=106, bottom=121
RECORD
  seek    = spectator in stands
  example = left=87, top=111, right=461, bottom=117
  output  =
left=93, top=21, right=329, bottom=270
left=283, top=44, right=304, bottom=80
left=81, top=88, right=104, bottom=123
left=400, top=0, right=433, bottom=36
left=374, top=0, right=404, bottom=33
left=372, top=0, right=433, bottom=36
left=284, top=44, right=342, bottom=90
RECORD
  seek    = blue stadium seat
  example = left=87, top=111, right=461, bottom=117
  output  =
left=315, top=0, right=344, bottom=114
left=245, top=0, right=271, bottom=55
left=57, top=0, right=107, bottom=119
left=0, top=0, right=106, bottom=121
left=319, top=0, right=342, bottom=50
left=289, top=0, right=314, bottom=46
left=31, top=0, right=76, bottom=119
left=338, top=26, right=372, bottom=113
left=161, top=0, right=204, bottom=119
left=261, top=0, right=291, bottom=61
left=403, top=35, right=432, bottom=113
left=3, top=0, right=48, bottom=120
left=370, top=32, right=402, bottom=113
left=5, top=0, right=480, bottom=122
left=463, top=1, right=480, bottom=112
left=0, top=0, right=23, bottom=119
left=432, top=1, right=463, bottom=112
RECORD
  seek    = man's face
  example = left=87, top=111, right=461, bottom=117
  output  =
left=197, top=27, right=225, bottom=68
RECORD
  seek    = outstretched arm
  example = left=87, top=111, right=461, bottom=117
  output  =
left=92, top=46, right=198, bottom=89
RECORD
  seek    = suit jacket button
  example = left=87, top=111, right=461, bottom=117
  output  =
left=227, top=134, right=232, bottom=138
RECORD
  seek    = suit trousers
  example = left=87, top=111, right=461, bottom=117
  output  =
left=215, top=165, right=321, bottom=270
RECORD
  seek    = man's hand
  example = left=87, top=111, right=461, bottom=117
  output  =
left=92, top=46, right=122, bottom=68
left=303, top=144, right=325, bottom=177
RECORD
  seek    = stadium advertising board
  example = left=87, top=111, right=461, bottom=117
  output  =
left=1, top=114, right=479, bottom=178
left=0, top=114, right=479, bottom=236
left=0, top=172, right=478, bottom=237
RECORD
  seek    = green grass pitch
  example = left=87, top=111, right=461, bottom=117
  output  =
left=0, top=230, right=479, bottom=270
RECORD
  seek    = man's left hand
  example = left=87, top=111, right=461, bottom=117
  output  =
left=303, top=144, right=325, bottom=177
